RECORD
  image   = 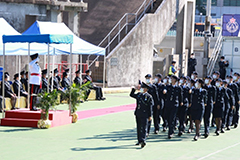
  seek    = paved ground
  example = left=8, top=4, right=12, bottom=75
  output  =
left=0, top=93, right=240, bottom=160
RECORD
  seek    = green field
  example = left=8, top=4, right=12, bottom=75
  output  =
left=0, top=93, right=240, bottom=160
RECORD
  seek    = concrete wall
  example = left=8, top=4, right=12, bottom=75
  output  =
left=106, top=0, right=186, bottom=87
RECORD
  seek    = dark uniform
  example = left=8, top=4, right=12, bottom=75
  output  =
left=42, top=77, right=50, bottom=92
left=178, top=84, right=190, bottom=134
left=223, top=86, right=234, bottom=130
left=12, top=79, right=28, bottom=98
left=130, top=84, right=153, bottom=148
left=56, top=75, right=61, bottom=85
left=164, top=82, right=183, bottom=138
left=84, top=71, right=104, bottom=100
left=74, top=69, right=81, bottom=86
left=147, top=83, right=160, bottom=134
left=188, top=57, right=197, bottom=77
left=219, top=61, right=229, bottom=80
left=230, top=81, right=239, bottom=127
left=191, top=88, right=207, bottom=121
left=213, top=87, right=227, bottom=118
left=203, top=83, right=216, bottom=136
left=49, top=76, right=61, bottom=90
left=61, top=72, right=70, bottom=88
left=157, top=83, right=167, bottom=130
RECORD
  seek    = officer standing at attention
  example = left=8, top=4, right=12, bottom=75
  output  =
left=29, top=53, right=41, bottom=111
left=145, top=74, right=160, bottom=135
left=189, top=79, right=207, bottom=141
left=41, top=69, right=50, bottom=92
left=130, top=82, right=153, bottom=148
left=74, top=69, right=82, bottom=86
left=203, top=76, right=216, bottom=138
left=163, top=75, right=183, bottom=139
left=219, top=56, right=229, bottom=80
left=168, top=61, right=177, bottom=76
left=188, top=53, right=197, bottom=77
left=178, top=76, right=190, bottom=136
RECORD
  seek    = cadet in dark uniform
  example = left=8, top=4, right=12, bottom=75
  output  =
left=190, top=79, right=207, bottom=141
left=178, top=76, right=190, bottom=136
left=41, top=69, right=50, bottom=92
left=211, top=71, right=220, bottom=86
left=61, top=72, right=70, bottom=88
left=222, top=80, right=234, bottom=133
left=12, top=73, right=28, bottom=98
left=161, top=76, right=169, bottom=132
left=74, top=69, right=81, bottom=86
left=191, top=71, right=198, bottom=81
left=83, top=70, right=105, bottom=100
left=49, top=69, right=63, bottom=91
left=130, top=82, right=153, bottom=148
left=186, top=79, right=195, bottom=133
left=219, top=56, right=229, bottom=80
left=0, top=72, right=17, bottom=109
left=188, top=53, right=197, bottom=77
left=145, top=74, right=160, bottom=135
left=203, top=76, right=216, bottom=138
left=232, top=73, right=240, bottom=128
left=163, top=75, right=183, bottom=139
left=213, top=79, right=227, bottom=135
left=20, top=71, right=27, bottom=91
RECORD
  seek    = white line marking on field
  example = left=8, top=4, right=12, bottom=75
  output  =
left=198, top=142, right=240, bottom=160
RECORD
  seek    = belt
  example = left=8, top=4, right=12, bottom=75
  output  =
left=31, top=73, right=41, bottom=77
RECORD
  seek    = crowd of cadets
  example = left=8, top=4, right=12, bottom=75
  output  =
left=130, top=71, right=240, bottom=148
left=0, top=68, right=105, bottom=112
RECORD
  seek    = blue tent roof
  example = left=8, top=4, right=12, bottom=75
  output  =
left=2, top=34, right=73, bottom=44
left=23, top=21, right=105, bottom=56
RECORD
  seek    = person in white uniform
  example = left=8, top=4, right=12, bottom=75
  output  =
left=29, top=53, right=41, bottom=111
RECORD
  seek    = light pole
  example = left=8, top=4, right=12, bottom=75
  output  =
left=203, top=0, right=212, bottom=77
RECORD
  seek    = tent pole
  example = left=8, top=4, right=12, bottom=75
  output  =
left=27, top=43, right=30, bottom=109
left=18, top=55, right=21, bottom=108
left=69, top=44, right=72, bottom=116
left=80, top=54, right=82, bottom=84
left=103, top=52, right=106, bottom=88
left=47, top=44, right=50, bottom=93
left=15, top=56, right=18, bottom=73
left=2, top=43, right=5, bottom=118
left=51, top=48, right=55, bottom=92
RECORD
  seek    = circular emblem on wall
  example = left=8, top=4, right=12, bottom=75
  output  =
left=226, top=18, right=239, bottom=33
left=235, top=47, right=238, bottom=52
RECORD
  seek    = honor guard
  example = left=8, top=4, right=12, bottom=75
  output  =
left=130, top=82, right=153, bottom=148
left=203, top=76, right=216, bottom=138
left=29, top=53, right=41, bottom=111
left=74, top=69, right=82, bottom=85
left=163, top=75, right=183, bottom=139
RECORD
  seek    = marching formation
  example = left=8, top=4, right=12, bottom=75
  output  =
left=130, top=71, right=240, bottom=148
left=0, top=53, right=105, bottom=112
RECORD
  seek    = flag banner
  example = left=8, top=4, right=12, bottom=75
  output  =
left=222, top=14, right=240, bottom=37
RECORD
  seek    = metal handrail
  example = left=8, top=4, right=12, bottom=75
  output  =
left=87, top=0, right=156, bottom=67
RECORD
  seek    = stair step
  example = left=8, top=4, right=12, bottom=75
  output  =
left=1, top=118, right=39, bottom=128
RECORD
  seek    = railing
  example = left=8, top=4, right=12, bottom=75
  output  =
left=87, top=0, right=157, bottom=68
left=207, top=30, right=223, bottom=75
left=166, top=30, right=221, bottom=37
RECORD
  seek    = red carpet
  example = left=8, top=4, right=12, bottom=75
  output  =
left=77, top=104, right=135, bottom=120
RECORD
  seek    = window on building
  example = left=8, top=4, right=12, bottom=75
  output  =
left=197, top=0, right=217, bottom=6
left=224, top=0, right=240, bottom=6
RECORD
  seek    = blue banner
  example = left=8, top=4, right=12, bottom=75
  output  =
left=222, top=14, right=240, bottom=36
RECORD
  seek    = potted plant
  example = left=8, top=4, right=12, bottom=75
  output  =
left=63, top=82, right=90, bottom=123
left=36, top=89, right=58, bottom=129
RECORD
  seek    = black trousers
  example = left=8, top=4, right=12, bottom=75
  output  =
left=165, top=106, right=178, bottom=136
left=161, top=105, right=168, bottom=128
left=227, top=108, right=234, bottom=127
left=204, top=104, right=213, bottom=133
left=30, top=84, right=41, bottom=110
left=222, top=106, right=230, bottom=128
left=136, top=116, right=148, bottom=143
left=178, top=105, right=188, bottom=132
left=233, top=103, right=239, bottom=125
left=147, top=105, right=161, bottom=133
left=93, top=86, right=103, bottom=99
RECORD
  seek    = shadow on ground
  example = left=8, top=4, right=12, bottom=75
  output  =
left=0, top=127, right=35, bottom=132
